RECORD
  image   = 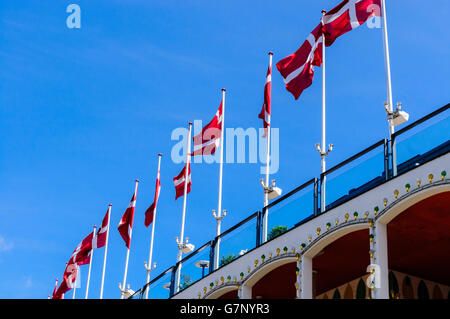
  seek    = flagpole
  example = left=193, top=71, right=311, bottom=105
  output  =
left=380, top=0, right=396, bottom=176
left=317, top=10, right=333, bottom=213
left=175, top=122, right=192, bottom=293
left=120, top=180, right=139, bottom=299
left=262, top=53, right=272, bottom=243
left=99, top=204, right=111, bottom=299
left=84, top=225, right=96, bottom=299
left=213, top=88, right=226, bottom=269
left=144, top=153, right=162, bottom=299
left=72, top=265, right=79, bottom=299
left=52, top=278, right=58, bottom=299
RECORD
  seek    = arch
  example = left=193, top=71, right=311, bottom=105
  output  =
left=241, top=256, right=296, bottom=288
left=432, top=285, right=443, bottom=299
left=343, top=284, right=353, bottom=299
left=205, top=286, right=238, bottom=299
left=313, top=229, right=370, bottom=297
left=417, top=280, right=430, bottom=299
left=356, top=278, right=366, bottom=299
left=376, top=182, right=449, bottom=225
left=332, top=288, right=341, bottom=299
left=251, top=262, right=297, bottom=299
left=389, top=271, right=400, bottom=299
left=303, top=222, right=368, bottom=259
left=387, top=191, right=450, bottom=291
left=401, top=276, right=414, bottom=299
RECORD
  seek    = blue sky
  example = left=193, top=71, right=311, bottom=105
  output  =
left=0, top=0, right=448, bottom=298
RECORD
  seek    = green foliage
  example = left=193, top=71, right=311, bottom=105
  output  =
left=220, top=254, right=236, bottom=267
left=268, top=225, right=288, bottom=240
left=179, top=274, right=193, bottom=290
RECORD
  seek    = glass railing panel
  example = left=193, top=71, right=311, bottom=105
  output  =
left=177, top=244, right=211, bottom=292
left=395, top=109, right=449, bottom=167
left=324, top=142, right=386, bottom=209
left=146, top=269, right=173, bottom=299
left=266, top=182, right=315, bottom=239
left=218, top=216, right=257, bottom=267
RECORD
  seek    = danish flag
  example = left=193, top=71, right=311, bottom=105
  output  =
left=53, top=261, right=79, bottom=299
left=173, top=162, right=191, bottom=200
left=322, top=0, right=381, bottom=46
left=276, top=23, right=323, bottom=100
left=258, top=54, right=272, bottom=137
left=277, top=0, right=381, bottom=100
left=118, top=185, right=138, bottom=249
left=93, top=208, right=109, bottom=249
left=145, top=164, right=161, bottom=227
left=192, top=101, right=223, bottom=156
left=70, top=231, right=94, bottom=266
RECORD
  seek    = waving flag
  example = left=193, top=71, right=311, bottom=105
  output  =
left=145, top=161, right=161, bottom=227
left=259, top=53, right=272, bottom=137
left=70, top=231, right=94, bottom=266
left=118, top=185, right=138, bottom=249
left=53, top=262, right=78, bottom=299
left=173, top=162, right=191, bottom=200
left=93, top=208, right=109, bottom=249
left=276, top=23, right=323, bottom=100
left=322, top=0, right=381, bottom=46
left=192, top=101, right=223, bottom=156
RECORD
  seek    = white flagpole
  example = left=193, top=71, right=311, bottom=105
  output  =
left=144, top=153, right=162, bottom=299
left=381, top=0, right=396, bottom=175
left=213, top=89, right=226, bottom=269
left=120, top=179, right=139, bottom=299
left=317, top=10, right=333, bottom=213
left=99, top=204, right=111, bottom=299
left=84, top=225, right=96, bottom=299
left=262, top=52, right=272, bottom=243
left=175, top=122, right=192, bottom=293
left=72, top=265, right=79, bottom=299
left=51, top=278, right=58, bottom=299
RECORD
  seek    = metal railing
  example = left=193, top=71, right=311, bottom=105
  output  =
left=134, top=103, right=449, bottom=299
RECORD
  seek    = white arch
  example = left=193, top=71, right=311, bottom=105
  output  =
left=242, top=256, right=296, bottom=290
left=204, top=285, right=238, bottom=299
left=376, top=183, right=450, bottom=225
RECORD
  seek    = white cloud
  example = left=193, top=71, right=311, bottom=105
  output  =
left=0, top=236, right=13, bottom=252
left=23, top=276, right=33, bottom=288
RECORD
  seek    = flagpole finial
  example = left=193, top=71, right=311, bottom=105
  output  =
left=321, top=10, right=327, bottom=14
left=135, top=179, right=140, bottom=183
left=268, top=51, right=273, bottom=55
left=222, top=88, right=226, bottom=92
left=109, top=203, right=112, bottom=207
left=158, top=153, right=162, bottom=157
left=189, top=122, right=192, bottom=126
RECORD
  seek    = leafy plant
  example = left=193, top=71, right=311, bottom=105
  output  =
left=268, top=225, right=288, bottom=240
left=220, top=254, right=236, bottom=267
left=179, top=274, right=193, bottom=290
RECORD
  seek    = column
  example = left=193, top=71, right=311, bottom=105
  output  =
left=238, top=284, right=252, bottom=299
left=369, top=220, right=389, bottom=299
left=299, top=255, right=313, bottom=299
